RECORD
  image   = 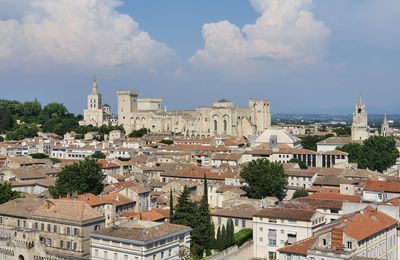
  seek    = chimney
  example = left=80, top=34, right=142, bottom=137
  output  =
left=331, top=227, right=343, bottom=251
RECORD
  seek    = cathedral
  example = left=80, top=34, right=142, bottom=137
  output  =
left=351, top=96, right=369, bottom=141
left=80, top=76, right=113, bottom=126
left=117, top=90, right=271, bottom=138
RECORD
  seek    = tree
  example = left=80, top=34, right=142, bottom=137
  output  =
left=171, top=186, right=197, bottom=227
left=337, top=143, right=363, bottom=163
left=221, top=225, right=227, bottom=250
left=0, top=182, right=22, bottom=204
left=169, top=189, right=174, bottom=222
left=210, top=221, right=216, bottom=249
left=0, top=108, right=12, bottom=133
left=91, top=152, right=106, bottom=159
left=338, top=136, right=399, bottom=172
left=49, top=158, right=105, bottom=198
left=301, top=134, right=334, bottom=151
left=227, top=219, right=235, bottom=247
left=288, top=158, right=307, bottom=169
left=128, top=128, right=148, bottom=138
left=333, top=126, right=351, bottom=137
left=0, top=136, right=3, bottom=142
left=30, top=153, right=49, bottom=159
left=191, top=175, right=213, bottom=257
left=240, top=158, right=288, bottom=200
left=160, top=139, right=173, bottom=145
left=292, top=188, right=309, bottom=199
left=216, top=226, right=222, bottom=251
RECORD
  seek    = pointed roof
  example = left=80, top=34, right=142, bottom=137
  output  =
left=91, top=75, right=99, bottom=95
left=383, top=113, right=388, bottom=124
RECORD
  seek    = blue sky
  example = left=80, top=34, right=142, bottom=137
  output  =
left=0, top=0, right=399, bottom=115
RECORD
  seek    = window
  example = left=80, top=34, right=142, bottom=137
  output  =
left=94, top=249, right=98, bottom=257
left=161, top=251, right=164, bottom=259
left=74, top=228, right=80, bottom=236
left=124, top=255, right=128, bottom=260
left=41, top=223, right=44, bottom=231
left=268, top=218, right=277, bottom=223
left=259, top=237, right=263, bottom=242
left=260, top=227, right=263, bottom=232
left=114, top=253, right=118, bottom=260
left=47, top=224, right=51, bottom=232
left=218, top=217, right=221, bottom=225
left=67, top=227, right=71, bottom=235
left=104, top=251, right=108, bottom=259
left=73, top=243, right=78, bottom=251
left=67, top=242, right=71, bottom=250
left=347, top=241, right=352, bottom=250
left=242, top=219, right=245, bottom=228
left=235, top=219, right=239, bottom=226
left=60, top=240, right=64, bottom=248
left=268, top=239, right=277, bottom=246
left=323, top=239, right=327, bottom=246
left=34, top=222, right=38, bottom=230
left=53, top=225, right=57, bottom=233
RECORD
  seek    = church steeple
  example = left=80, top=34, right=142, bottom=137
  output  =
left=381, top=114, right=390, bottom=137
left=91, top=75, right=99, bottom=95
left=87, top=75, right=102, bottom=110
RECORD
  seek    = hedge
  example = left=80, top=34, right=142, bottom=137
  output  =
left=234, top=228, right=253, bottom=246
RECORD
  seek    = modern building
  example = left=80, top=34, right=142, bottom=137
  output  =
left=90, top=220, right=191, bottom=260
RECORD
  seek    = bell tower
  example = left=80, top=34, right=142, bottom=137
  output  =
left=351, top=95, right=369, bottom=141
left=87, top=75, right=102, bottom=110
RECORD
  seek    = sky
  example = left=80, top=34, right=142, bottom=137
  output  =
left=0, top=0, right=399, bottom=115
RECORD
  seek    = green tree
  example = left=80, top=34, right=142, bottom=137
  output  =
left=221, top=225, right=227, bottom=250
left=288, top=158, right=308, bottom=169
left=49, top=158, right=105, bottom=198
left=191, top=175, right=212, bottom=257
left=169, top=189, right=174, bottom=222
left=292, top=188, right=309, bottom=199
left=216, top=226, right=222, bottom=251
left=0, top=136, right=4, bottom=142
left=333, top=126, right=351, bottom=137
left=338, top=136, right=399, bottom=172
left=160, top=139, right=173, bottom=145
left=0, top=108, right=13, bottom=132
left=6, top=124, right=38, bottom=140
left=301, top=134, right=334, bottom=151
left=227, top=219, right=235, bottom=247
left=240, top=158, right=288, bottom=200
left=359, top=136, right=399, bottom=172
left=128, top=128, right=148, bottom=138
left=91, top=152, right=106, bottom=159
left=337, top=143, right=363, bottom=163
left=0, top=182, right=22, bottom=204
left=40, top=103, right=68, bottom=120
left=210, top=221, right=216, bottom=249
left=30, top=153, right=49, bottom=159
left=171, top=186, right=197, bottom=227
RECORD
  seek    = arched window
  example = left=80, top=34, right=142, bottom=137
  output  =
left=223, top=120, right=227, bottom=133
left=214, top=120, right=218, bottom=133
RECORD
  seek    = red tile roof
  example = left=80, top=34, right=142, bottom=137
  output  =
left=364, top=179, right=400, bottom=193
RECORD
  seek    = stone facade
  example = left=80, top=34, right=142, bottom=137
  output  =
left=117, top=90, right=271, bottom=138
left=351, top=96, right=369, bottom=141
left=81, top=77, right=112, bottom=127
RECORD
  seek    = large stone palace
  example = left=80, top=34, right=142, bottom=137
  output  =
left=80, top=77, right=272, bottom=137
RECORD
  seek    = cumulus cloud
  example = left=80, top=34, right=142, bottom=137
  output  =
left=0, top=0, right=173, bottom=69
left=191, top=0, right=330, bottom=66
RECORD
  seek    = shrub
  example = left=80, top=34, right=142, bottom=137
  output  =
left=234, top=228, right=253, bottom=246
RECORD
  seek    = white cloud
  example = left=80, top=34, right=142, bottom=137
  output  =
left=0, top=0, right=173, bottom=69
left=191, top=0, right=330, bottom=66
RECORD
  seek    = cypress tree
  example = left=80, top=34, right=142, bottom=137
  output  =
left=221, top=225, right=227, bottom=250
left=169, top=189, right=174, bottom=222
left=210, top=221, right=216, bottom=248
left=191, top=175, right=212, bottom=257
left=216, top=226, right=222, bottom=251
left=227, top=218, right=235, bottom=246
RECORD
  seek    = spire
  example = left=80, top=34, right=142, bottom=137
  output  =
left=384, top=113, right=388, bottom=124
left=357, top=94, right=363, bottom=106
left=91, top=75, right=98, bottom=95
